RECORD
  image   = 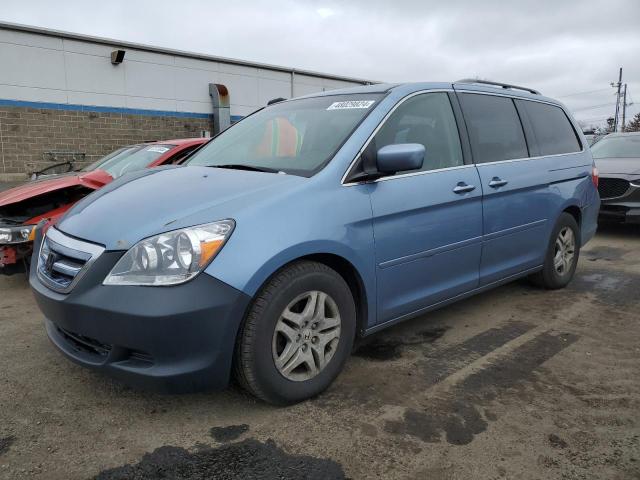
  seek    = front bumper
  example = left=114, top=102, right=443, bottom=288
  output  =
left=599, top=204, right=640, bottom=224
left=598, top=177, right=640, bottom=224
left=30, top=240, right=251, bottom=393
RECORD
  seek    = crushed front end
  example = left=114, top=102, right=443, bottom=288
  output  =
left=0, top=185, right=93, bottom=275
left=0, top=219, right=36, bottom=274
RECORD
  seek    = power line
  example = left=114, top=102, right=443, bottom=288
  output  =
left=572, top=103, right=616, bottom=112
left=556, top=88, right=612, bottom=98
left=577, top=116, right=611, bottom=122
left=577, top=113, right=613, bottom=118
left=625, top=88, right=634, bottom=109
left=577, top=116, right=613, bottom=122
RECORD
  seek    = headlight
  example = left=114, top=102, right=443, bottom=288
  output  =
left=103, top=220, right=234, bottom=286
left=631, top=179, right=640, bottom=188
left=0, top=225, right=35, bottom=245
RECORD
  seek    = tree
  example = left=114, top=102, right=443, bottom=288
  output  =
left=625, top=112, right=640, bottom=132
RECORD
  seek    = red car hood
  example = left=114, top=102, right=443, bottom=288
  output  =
left=0, top=170, right=113, bottom=207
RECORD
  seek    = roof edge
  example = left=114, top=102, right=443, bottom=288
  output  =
left=0, top=21, right=375, bottom=85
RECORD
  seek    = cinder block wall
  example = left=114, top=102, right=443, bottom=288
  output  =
left=0, top=106, right=212, bottom=181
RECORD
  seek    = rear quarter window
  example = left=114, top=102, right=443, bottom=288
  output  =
left=458, top=93, right=529, bottom=164
left=516, top=100, right=582, bottom=156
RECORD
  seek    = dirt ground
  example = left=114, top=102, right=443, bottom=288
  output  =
left=0, top=223, right=638, bottom=480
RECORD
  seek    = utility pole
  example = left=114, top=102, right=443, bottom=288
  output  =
left=621, top=83, right=627, bottom=132
left=612, top=67, right=622, bottom=132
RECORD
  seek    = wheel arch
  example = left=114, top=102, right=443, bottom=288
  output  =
left=299, top=253, right=369, bottom=337
left=241, top=245, right=373, bottom=338
left=562, top=204, right=582, bottom=227
left=559, top=203, right=583, bottom=245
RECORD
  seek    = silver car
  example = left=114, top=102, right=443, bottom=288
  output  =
left=592, top=132, right=640, bottom=223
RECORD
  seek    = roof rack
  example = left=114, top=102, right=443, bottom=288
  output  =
left=456, top=79, right=541, bottom=95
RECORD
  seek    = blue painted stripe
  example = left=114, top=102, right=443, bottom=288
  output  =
left=0, top=98, right=244, bottom=122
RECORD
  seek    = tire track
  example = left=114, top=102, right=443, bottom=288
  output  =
left=418, top=320, right=535, bottom=387
left=385, top=330, right=578, bottom=445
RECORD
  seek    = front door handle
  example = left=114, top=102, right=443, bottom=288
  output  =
left=453, top=182, right=476, bottom=194
left=489, top=177, right=508, bottom=188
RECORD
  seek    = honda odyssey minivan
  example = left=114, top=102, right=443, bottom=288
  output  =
left=30, top=80, right=600, bottom=405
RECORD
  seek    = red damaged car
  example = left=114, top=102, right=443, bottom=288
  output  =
left=0, top=138, right=208, bottom=274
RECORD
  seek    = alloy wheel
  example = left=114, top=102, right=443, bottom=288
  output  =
left=272, top=290, right=341, bottom=382
left=554, top=226, right=575, bottom=275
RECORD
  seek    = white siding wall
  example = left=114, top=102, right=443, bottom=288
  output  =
left=0, top=27, right=366, bottom=118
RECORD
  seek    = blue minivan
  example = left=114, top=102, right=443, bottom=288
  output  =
left=30, top=80, right=600, bottom=404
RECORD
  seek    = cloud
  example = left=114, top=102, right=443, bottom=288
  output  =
left=1, top=0, right=638, bottom=126
left=316, top=7, right=336, bottom=19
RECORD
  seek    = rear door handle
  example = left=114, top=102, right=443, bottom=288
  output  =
left=453, top=182, right=476, bottom=194
left=488, top=177, right=508, bottom=188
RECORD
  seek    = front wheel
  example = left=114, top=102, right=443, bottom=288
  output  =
left=530, top=212, right=580, bottom=289
left=234, top=261, right=356, bottom=405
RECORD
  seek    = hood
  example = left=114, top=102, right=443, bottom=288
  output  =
left=57, top=166, right=305, bottom=250
left=594, top=157, right=640, bottom=176
left=0, top=170, right=113, bottom=207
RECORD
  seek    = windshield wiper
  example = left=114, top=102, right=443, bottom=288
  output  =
left=209, top=164, right=282, bottom=174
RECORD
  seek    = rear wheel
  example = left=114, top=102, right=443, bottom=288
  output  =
left=234, top=261, right=356, bottom=405
left=530, top=212, right=580, bottom=289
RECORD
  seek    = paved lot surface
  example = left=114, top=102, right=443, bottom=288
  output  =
left=0, top=224, right=639, bottom=479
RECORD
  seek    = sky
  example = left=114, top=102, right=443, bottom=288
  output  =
left=1, top=0, right=639, bottom=129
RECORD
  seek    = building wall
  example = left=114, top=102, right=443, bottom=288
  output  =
left=0, top=106, right=211, bottom=178
left=0, top=26, right=364, bottom=118
left=0, top=24, right=369, bottom=179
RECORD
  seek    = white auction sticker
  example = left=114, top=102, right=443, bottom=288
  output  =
left=327, top=100, right=376, bottom=110
left=146, top=146, right=170, bottom=153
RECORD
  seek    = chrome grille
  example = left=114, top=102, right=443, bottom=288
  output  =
left=37, top=228, right=104, bottom=293
left=598, top=178, right=630, bottom=199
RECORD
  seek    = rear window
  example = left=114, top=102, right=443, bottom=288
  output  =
left=591, top=135, right=640, bottom=159
left=459, top=93, right=529, bottom=164
left=517, top=100, right=581, bottom=156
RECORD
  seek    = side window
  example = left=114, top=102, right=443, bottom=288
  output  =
left=373, top=93, right=463, bottom=172
left=516, top=100, right=582, bottom=155
left=458, top=93, right=529, bottom=164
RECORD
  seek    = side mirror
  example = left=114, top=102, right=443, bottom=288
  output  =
left=376, top=143, right=425, bottom=174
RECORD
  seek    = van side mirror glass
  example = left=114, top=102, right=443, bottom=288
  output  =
left=376, top=144, right=425, bottom=174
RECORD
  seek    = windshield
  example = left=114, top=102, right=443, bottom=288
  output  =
left=81, top=146, right=137, bottom=173
left=186, top=94, right=383, bottom=176
left=591, top=135, right=640, bottom=159
left=84, top=144, right=175, bottom=178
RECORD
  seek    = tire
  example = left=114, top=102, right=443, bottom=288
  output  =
left=234, top=261, right=356, bottom=405
left=529, top=212, right=581, bottom=289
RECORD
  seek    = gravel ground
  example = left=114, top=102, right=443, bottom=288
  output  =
left=0, top=223, right=638, bottom=479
